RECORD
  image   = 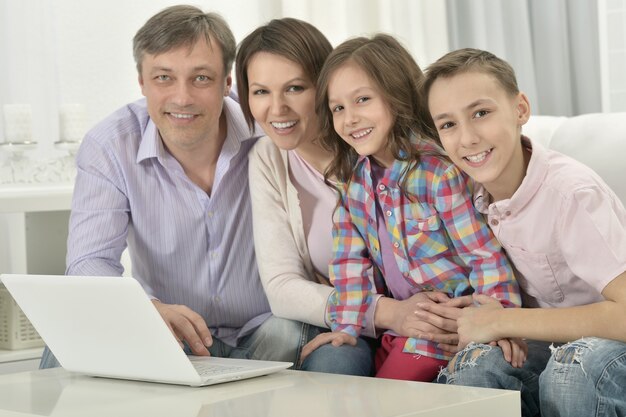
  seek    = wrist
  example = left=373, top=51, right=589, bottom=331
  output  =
left=374, top=296, right=396, bottom=330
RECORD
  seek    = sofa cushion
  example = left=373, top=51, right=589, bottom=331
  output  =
left=548, top=113, right=626, bottom=206
left=524, top=113, right=626, bottom=206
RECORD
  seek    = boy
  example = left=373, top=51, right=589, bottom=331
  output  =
left=421, top=48, right=626, bottom=417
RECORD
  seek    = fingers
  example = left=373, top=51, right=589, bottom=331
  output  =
left=153, top=301, right=211, bottom=356
left=497, top=339, right=512, bottom=364
left=437, top=343, right=460, bottom=355
left=442, top=295, right=474, bottom=308
left=472, top=293, right=501, bottom=307
left=496, top=338, right=527, bottom=368
left=422, top=291, right=452, bottom=304
left=414, top=304, right=461, bottom=331
left=428, top=332, right=459, bottom=346
left=300, top=332, right=356, bottom=364
left=331, top=333, right=358, bottom=347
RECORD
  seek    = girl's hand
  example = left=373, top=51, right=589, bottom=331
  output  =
left=299, top=332, right=357, bottom=365
left=408, top=294, right=474, bottom=352
left=385, top=292, right=456, bottom=342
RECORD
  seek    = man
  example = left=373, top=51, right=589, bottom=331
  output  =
left=40, top=5, right=303, bottom=368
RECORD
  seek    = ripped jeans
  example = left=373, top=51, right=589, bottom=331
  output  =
left=437, top=338, right=626, bottom=417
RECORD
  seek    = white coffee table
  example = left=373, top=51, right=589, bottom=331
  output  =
left=0, top=367, right=520, bottom=417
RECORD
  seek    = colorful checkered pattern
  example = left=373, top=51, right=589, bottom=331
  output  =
left=328, top=140, right=521, bottom=360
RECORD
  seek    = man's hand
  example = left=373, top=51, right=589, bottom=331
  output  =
left=299, top=332, right=357, bottom=364
left=152, top=300, right=212, bottom=356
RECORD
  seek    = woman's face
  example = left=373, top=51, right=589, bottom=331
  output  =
left=247, top=52, right=319, bottom=151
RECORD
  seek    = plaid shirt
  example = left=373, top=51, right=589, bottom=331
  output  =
left=328, top=141, right=520, bottom=360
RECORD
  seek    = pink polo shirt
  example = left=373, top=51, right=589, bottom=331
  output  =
left=474, top=136, right=626, bottom=308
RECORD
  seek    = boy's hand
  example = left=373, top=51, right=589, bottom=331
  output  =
left=456, top=294, right=504, bottom=349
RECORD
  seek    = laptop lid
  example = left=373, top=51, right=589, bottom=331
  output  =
left=1, top=274, right=291, bottom=386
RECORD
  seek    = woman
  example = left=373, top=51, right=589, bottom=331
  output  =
left=236, top=18, right=466, bottom=375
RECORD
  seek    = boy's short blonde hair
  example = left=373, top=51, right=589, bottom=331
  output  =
left=421, top=48, right=520, bottom=101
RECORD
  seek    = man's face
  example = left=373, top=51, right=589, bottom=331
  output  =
left=138, top=37, right=232, bottom=153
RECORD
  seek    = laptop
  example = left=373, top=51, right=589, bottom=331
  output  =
left=0, top=274, right=292, bottom=386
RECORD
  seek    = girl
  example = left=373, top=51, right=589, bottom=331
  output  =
left=307, top=34, right=522, bottom=381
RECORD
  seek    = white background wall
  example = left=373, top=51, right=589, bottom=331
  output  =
left=0, top=0, right=449, bottom=159
left=0, top=0, right=623, bottom=162
left=600, top=0, right=626, bottom=111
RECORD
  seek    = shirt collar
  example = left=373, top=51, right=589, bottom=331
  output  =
left=135, top=95, right=260, bottom=166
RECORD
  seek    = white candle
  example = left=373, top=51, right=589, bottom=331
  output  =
left=59, top=103, right=86, bottom=143
left=3, top=104, right=33, bottom=143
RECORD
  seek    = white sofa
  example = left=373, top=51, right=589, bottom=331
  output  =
left=523, top=112, right=626, bottom=205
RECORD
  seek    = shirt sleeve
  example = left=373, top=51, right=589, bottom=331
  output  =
left=249, top=142, right=334, bottom=328
left=328, top=188, right=373, bottom=337
left=433, top=165, right=521, bottom=307
left=65, top=134, right=130, bottom=278
left=559, top=185, right=626, bottom=293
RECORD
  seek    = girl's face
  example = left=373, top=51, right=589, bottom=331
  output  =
left=327, top=62, right=395, bottom=167
left=247, top=52, right=319, bottom=151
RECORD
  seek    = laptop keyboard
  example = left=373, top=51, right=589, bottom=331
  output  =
left=192, top=362, right=246, bottom=376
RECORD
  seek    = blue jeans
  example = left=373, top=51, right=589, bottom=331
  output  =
left=540, top=338, right=626, bottom=417
left=437, top=338, right=626, bottom=417
left=40, top=316, right=305, bottom=370
left=299, top=325, right=374, bottom=376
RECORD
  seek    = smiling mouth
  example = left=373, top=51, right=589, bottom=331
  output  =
left=271, top=121, right=297, bottom=129
left=168, top=112, right=196, bottom=120
left=464, top=148, right=493, bottom=163
left=350, top=128, right=373, bottom=139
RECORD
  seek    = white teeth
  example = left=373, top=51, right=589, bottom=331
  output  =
left=170, top=113, right=194, bottom=119
left=271, top=121, right=297, bottom=129
left=351, top=128, right=372, bottom=139
left=465, top=149, right=491, bottom=163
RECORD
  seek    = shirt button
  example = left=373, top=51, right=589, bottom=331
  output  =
left=207, top=211, right=214, bottom=218
left=393, top=242, right=399, bottom=248
left=368, top=218, right=374, bottom=224
left=378, top=184, right=385, bottom=191
left=491, top=219, right=499, bottom=226
left=385, top=210, right=392, bottom=217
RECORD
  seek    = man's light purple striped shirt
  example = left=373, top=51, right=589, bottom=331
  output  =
left=66, top=97, right=270, bottom=346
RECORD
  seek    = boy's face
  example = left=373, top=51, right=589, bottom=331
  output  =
left=428, top=71, right=530, bottom=195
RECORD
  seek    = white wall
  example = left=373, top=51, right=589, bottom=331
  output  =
left=599, top=0, right=626, bottom=111
left=0, top=0, right=449, bottom=160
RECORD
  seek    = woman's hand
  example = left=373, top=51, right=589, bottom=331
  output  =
left=299, top=332, right=357, bottom=364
